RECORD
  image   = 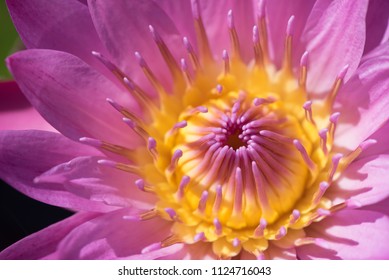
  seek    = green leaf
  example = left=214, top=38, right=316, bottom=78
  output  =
left=0, top=1, right=23, bottom=80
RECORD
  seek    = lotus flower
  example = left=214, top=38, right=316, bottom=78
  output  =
left=1, top=0, right=389, bottom=260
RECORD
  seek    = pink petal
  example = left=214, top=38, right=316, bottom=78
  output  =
left=56, top=208, right=176, bottom=259
left=297, top=209, right=389, bottom=259
left=334, top=54, right=389, bottom=151
left=266, top=244, right=297, bottom=260
left=0, top=81, right=55, bottom=131
left=328, top=154, right=389, bottom=207
left=302, top=0, right=368, bottom=94
left=36, top=156, right=157, bottom=209
left=0, top=130, right=113, bottom=212
left=158, top=242, right=217, bottom=260
left=266, top=0, right=316, bottom=69
left=6, top=0, right=107, bottom=71
left=0, top=212, right=99, bottom=260
left=363, top=0, right=389, bottom=55
left=88, top=0, right=186, bottom=93
left=7, top=49, right=142, bottom=147
left=198, top=0, right=255, bottom=62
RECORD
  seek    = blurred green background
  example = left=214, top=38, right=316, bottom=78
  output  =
left=0, top=0, right=22, bottom=80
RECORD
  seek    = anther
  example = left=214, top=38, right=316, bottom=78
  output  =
left=253, top=25, right=264, bottom=66
left=191, top=0, right=212, bottom=60
left=194, top=232, right=206, bottom=242
left=328, top=112, right=340, bottom=144
left=197, top=190, right=209, bottom=213
left=327, top=65, right=349, bottom=106
left=167, top=121, right=188, bottom=137
left=284, top=15, right=295, bottom=69
left=122, top=117, right=149, bottom=141
left=97, top=159, right=139, bottom=174
left=213, top=185, right=223, bottom=213
left=140, top=209, right=159, bottom=220
left=299, top=51, right=308, bottom=87
left=214, top=218, right=222, bottom=235
left=256, top=0, right=269, bottom=62
left=253, top=96, right=276, bottom=106
left=168, top=149, right=183, bottom=172
left=147, top=137, right=158, bottom=159
left=275, top=226, right=287, bottom=240
left=133, top=52, right=166, bottom=94
left=216, top=84, right=223, bottom=94
left=180, top=58, right=192, bottom=85
left=254, top=218, right=267, bottom=237
left=223, top=49, right=230, bottom=74
left=293, top=139, right=316, bottom=171
left=232, top=238, right=240, bottom=247
left=319, top=128, right=329, bottom=155
left=260, top=130, right=293, bottom=144
left=92, top=51, right=126, bottom=81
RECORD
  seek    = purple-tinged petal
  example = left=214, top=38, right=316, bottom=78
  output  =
left=56, top=208, right=176, bottom=259
left=328, top=154, right=389, bottom=207
left=297, top=209, right=389, bottom=259
left=0, top=130, right=114, bottom=212
left=7, top=49, right=142, bottom=147
left=198, top=0, right=255, bottom=62
left=6, top=0, right=106, bottom=71
left=0, top=212, right=99, bottom=260
left=0, top=81, right=55, bottom=131
left=357, top=121, right=389, bottom=159
left=36, top=156, right=157, bottom=210
left=363, top=0, right=389, bottom=55
left=266, top=0, right=316, bottom=69
left=302, top=0, right=368, bottom=94
left=334, top=54, right=389, bottom=151
left=88, top=0, right=187, bottom=93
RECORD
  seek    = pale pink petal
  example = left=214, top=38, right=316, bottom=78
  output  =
left=0, top=81, right=55, bottom=131
left=266, top=0, right=316, bottom=69
left=158, top=242, right=217, bottom=260
left=7, top=49, right=142, bottom=147
left=297, top=209, right=389, bottom=259
left=334, top=54, right=389, bottom=151
left=88, top=0, right=186, bottom=93
left=35, top=156, right=157, bottom=209
left=302, top=0, right=368, bottom=94
left=364, top=0, right=389, bottom=55
left=198, top=0, right=255, bottom=62
left=0, top=212, right=99, bottom=260
left=0, top=130, right=113, bottom=212
left=6, top=0, right=107, bottom=71
left=56, top=209, right=176, bottom=259
left=328, top=155, right=389, bottom=207
left=266, top=244, right=297, bottom=260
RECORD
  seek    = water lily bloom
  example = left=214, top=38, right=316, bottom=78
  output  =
left=1, top=0, right=389, bottom=260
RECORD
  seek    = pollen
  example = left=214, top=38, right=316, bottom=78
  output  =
left=90, top=4, right=368, bottom=259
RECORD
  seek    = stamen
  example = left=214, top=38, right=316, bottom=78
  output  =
left=232, top=238, right=240, bottom=247
left=140, top=209, right=158, bottom=220
left=227, top=10, right=241, bottom=57
left=326, top=64, right=349, bottom=106
left=148, top=25, right=182, bottom=79
left=251, top=162, right=270, bottom=213
left=167, top=120, right=188, bottom=137
left=79, top=137, right=134, bottom=159
left=328, top=112, right=340, bottom=144
left=223, top=49, right=230, bottom=74
left=183, top=37, right=201, bottom=70
left=213, top=185, right=223, bottom=213
left=97, top=159, right=140, bottom=174
left=216, top=84, right=223, bottom=94
left=299, top=51, right=308, bottom=87
left=253, top=25, right=264, bottom=66
left=259, top=130, right=293, bottom=144
left=168, top=149, right=183, bottom=172
left=161, top=235, right=181, bottom=247
left=197, top=190, right=209, bottom=213
left=233, top=167, right=243, bottom=214
left=122, top=77, right=159, bottom=113
left=342, top=139, right=377, bottom=167
left=254, top=218, right=267, bottom=237
left=147, top=137, right=158, bottom=159
left=165, top=208, right=179, bottom=221
left=214, top=218, right=223, bottom=235
left=319, top=128, right=329, bottom=155
left=256, top=0, right=269, bottom=62
left=283, top=15, right=295, bottom=70
left=194, top=232, right=206, bottom=242
left=91, top=51, right=126, bottom=81
left=253, top=96, right=276, bottom=106
left=303, top=101, right=316, bottom=125
left=176, top=175, right=191, bottom=200
left=329, top=153, right=343, bottom=182
left=191, top=0, right=212, bottom=60
left=134, top=51, right=166, bottom=94
left=180, top=58, right=192, bottom=85
left=275, top=226, right=287, bottom=240
left=293, top=139, right=316, bottom=171
left=122, top=117, right=149, bottom=141
left=313, top=181, right=330, bottom=205
left=289, top=209, right=300, bottom=224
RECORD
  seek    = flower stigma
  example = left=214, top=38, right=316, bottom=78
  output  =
left=86, top=3, right=373, bottom=259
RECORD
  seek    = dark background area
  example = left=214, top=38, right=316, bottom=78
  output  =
left=0, top=179, right=72, bottom=252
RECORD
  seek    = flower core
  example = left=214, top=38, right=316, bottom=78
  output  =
left=91, top=7, right=367, bottom=259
